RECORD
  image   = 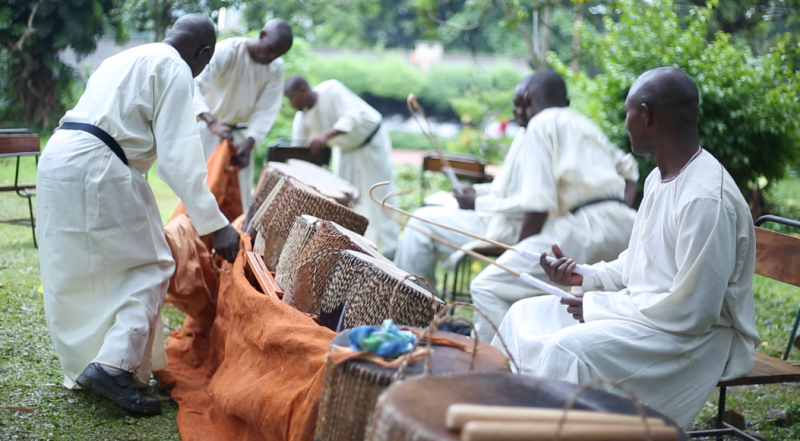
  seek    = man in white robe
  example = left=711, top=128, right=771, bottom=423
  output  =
left=194, top=19, right=293, bottom=210
left=469, top=72, right=639, bottom=342
left=492, top=67, right=759, bottom=427
left=285, top=75, right=399, bottom=255
left=37, top=15, right=240, bottom=415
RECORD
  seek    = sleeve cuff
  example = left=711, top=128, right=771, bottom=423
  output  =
left=192, top=212, right=230, bottom=237
left=332, top=116, right=356, bottom=133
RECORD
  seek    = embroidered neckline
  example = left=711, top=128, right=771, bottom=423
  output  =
left=661, top=147, right=703, bottom=183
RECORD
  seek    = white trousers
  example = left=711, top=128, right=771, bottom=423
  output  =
left=393, top=206, right=487, bottom=290
left=493, top=295, right=736, bottom=427
left=472, top=202, right=636, bottom=342
left=198, top=121, right=253, bottom=210
left=37, top=130, right=171, bottom=388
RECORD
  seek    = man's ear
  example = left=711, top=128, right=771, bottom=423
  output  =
left=641, top=102, right=653, bottom=126
left=260, top=29, right=267, bottom=40
left=197, top=45, right=212, bottom=61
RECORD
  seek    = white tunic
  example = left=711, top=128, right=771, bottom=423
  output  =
left=291, top=79, right=398, bottom=253
left=492, top=149, right=759, bottom=427
left=470, top=108, right=639, bottom=341
left=37, top=43, right=228, bottom=388
left=194, top=37, right=285, bottom=209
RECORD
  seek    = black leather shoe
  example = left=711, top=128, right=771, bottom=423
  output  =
left=76, top=363, right=162, bottom=416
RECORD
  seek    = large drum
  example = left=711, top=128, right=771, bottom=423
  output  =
left=270, top=160, right=359, bottom=208
left=316, top=329, right=510, bottom=441
left=321, top=250, right=444, bottom=331
left=364, top=373, right=688, bottom=441
left=250, top=177, right=368, bottom=270
left=280, top=221, right=389, bottom=326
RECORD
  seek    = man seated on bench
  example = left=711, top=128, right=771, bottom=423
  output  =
left=492, top=67, right=760, bottom=427
left=394, top=71, right=638, bottom=306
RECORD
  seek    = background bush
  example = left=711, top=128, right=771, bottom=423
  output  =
left=553, top=0, right=800, bottom=195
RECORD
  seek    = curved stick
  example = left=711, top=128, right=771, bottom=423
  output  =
left=369, top=182, right=596, bottom=277
left=407, top=94, right=464, bottom=195
left=375, top=186, right=576, bottom=301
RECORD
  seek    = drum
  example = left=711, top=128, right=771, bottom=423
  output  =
left=270, top=160, right=359, bottom=208
left=315, top=329, right=510, bottom=441
left=364, top=373, right=688, bottom=441
left=250, top=177, right=369, bottom=270
left=280, top=221, right=388, bottom=326
left=321, top=250, right=444, bottom=331
left=274, top=215, right=322, bottom=289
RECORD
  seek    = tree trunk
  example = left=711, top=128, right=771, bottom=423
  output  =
left=571, top=4, right=582, bottom=72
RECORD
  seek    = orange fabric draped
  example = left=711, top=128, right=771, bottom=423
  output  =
left=170, top=140, right=243, bottom=223
left=155, top=244, right=336, bottom=441
left=159, top=139, right=336, bottom=440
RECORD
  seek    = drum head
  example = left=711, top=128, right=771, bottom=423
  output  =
left=365, top=373, right=688, bottom=441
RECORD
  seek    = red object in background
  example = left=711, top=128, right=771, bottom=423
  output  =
left=499, top=119, right=509, bottom=136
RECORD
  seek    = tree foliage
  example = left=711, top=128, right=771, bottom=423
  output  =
left=123, top=0, right=234, bottom=42
left=0, top=0, right=124, bottom=128
left=555, top=0, right=800, bottom=192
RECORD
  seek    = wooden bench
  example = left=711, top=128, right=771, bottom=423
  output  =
left=689, top=219, right=800, bottom=440
left=0, top=129, right=40, bottom=247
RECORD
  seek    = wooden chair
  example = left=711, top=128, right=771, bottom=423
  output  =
left=0, top=129, right=40, bottom=247
left=266, top=139, right=331, bottom=167
left=688, top=216, right=800, bottom=440
left=419, top=151, right=493, bottom=207
left=419, top=151, right=498, bottom=304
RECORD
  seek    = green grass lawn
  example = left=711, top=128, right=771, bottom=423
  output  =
left=2, top=154, right=800, bottom=439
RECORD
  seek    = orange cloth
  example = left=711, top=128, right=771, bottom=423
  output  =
left=156, top=242, right=337, bottom=441
left=171, top=140, right=242, bottom=223
left=159, top=140, right=335, bottom=440
left=163, top=214, right=219, bottom=328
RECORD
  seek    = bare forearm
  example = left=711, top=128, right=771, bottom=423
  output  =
left=625, top=180, right=637, bottom=206
left=518, top=211, right=548, bottom=242
left=199, top=112, right=216, bottom=125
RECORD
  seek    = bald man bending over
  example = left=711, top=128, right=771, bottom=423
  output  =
left=38, top=14, right=239, bottom=415
left=492, top=67, right=759, bottom=427
left=195, top=19, right=293, bottom=209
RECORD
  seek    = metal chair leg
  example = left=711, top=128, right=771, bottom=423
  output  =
left=784, top=305, right=800, bottom=361
left=27, top=191, right=36, bottom=248
left=717, top=386, right=726, bottom=429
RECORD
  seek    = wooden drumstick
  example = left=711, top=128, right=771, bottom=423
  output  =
left=461, top=421, right=680, bottom=441
left=446, top=404, right=667, bottom=430
left=368, top=181, right=597, bottom=277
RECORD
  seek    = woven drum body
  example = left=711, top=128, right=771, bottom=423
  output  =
left=252, top=166, right=286, bottom=213
left=321, top=250, right=444, bottom=331
left=364, top=373, right=688, bottom=441
left=282, top=222, right=387, bottom=326
left=315, top=330, right=510, bottom=441
left=251, top=177, right=368, bottom=270
left=274, top=215, right=322, bottom=289
left=267, top=160, right=358, bottom=207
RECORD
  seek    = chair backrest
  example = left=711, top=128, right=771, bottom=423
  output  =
left=421, top=151, right=488, bottom=179
left=0, top=129, right=39, bottom=155
left=754, top=227, right=800, bottom=288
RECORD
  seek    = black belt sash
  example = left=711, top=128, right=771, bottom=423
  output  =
left=57, top=122, right=128, bottom=166
left=360, top=122, right=382, bottom=148
left=569, top=197, right=627, bottom=215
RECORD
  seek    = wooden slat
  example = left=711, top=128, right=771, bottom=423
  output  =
left=754, top=227, right=800, bottom=288
left=422, top=154, right=485, bottom=174
left=718, top=352, right=800, bottom=387
left=244, top=252, right=284, bottom=299
left=0, top=184, right=36, bottom=192
left=0, top=135, right=40, bottom=154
